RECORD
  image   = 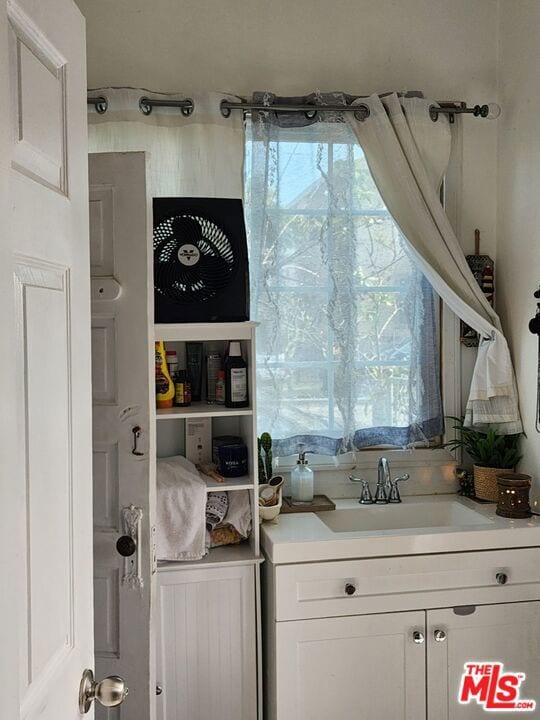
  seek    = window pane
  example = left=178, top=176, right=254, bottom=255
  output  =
left=245, top=118, right=443, bottom=455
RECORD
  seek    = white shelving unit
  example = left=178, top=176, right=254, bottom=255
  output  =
left=153, top=321, right=262, bottom=720
left=153, top=320, right=260, bottom=564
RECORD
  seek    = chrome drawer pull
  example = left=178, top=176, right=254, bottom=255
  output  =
left=413, top=631, right=425, bottom=644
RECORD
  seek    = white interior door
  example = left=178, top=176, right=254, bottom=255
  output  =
left=0, top=1, right=95, bottom=719
left=89, top=152, right=155, bottom=720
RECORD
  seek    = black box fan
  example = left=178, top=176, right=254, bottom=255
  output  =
left=153, top=197, right=250, bottom=323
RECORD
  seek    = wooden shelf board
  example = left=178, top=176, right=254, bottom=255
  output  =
left=157, top=543, right=262, bottom=571
left=155, top=321, right=257, bottom=342
left=204, top=475, right=254, bottom=492
left=156, top=402, right=253, bottom=420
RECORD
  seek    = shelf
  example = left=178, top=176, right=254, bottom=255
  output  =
left=156, top=402, right=253, bottom=420
left=203, top=474, right=254, bottom=492
left=157, top=543, right=262, bottom=570
left=155, top=321, right=258, bottom=343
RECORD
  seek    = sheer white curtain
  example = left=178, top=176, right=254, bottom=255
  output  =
left=348, top=94, right=522, bottom=434
left=88, top=88, right=244, bottom=197
left=245, top=94, right=443, bottom=456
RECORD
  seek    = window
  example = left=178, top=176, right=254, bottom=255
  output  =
left=244, top=118, right=443, bottom=457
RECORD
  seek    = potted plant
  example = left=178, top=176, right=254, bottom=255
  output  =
left=444, top=416, right=522, bottom=501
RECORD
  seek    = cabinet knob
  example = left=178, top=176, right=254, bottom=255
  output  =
left=495, top=572, right=508, bottom=585
left=344, top=583, right=356, bottom=596
left=156, top=685, right=163, bottom=696
left=434, top=629, right=447, bottom=642
left=412, top=631, right=425, bottom=644
left=116, top=535, right=136, bottom=557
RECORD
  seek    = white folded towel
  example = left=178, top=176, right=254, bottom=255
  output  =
left=156, top=455, right=207, bottom=561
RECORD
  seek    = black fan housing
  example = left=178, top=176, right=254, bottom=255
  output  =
left=153, top=198, right=249, bottom=323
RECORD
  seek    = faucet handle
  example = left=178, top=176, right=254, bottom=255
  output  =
left=388, top=473, right=410, bottom=503
left=349, top=475, right=374, bottom=504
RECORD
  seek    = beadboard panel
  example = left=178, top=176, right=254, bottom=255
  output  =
left=156, top=565, right=257, bottom=720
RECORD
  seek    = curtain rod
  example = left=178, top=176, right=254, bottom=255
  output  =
left=87, top=95, right=500, bottom=124
left=220, top=99, right=501, bottom=123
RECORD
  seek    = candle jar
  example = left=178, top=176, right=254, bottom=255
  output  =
left=496, top=473, right=532, bottom=519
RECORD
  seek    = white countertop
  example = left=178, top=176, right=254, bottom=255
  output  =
left=261, top=494, right=540, bottom=564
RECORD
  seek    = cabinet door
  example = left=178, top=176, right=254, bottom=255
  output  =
left=275, top=611, right=426, bottom=720
left=427, top=601, right=540, bottom=719
left=156, top=564, right=257, bottom=720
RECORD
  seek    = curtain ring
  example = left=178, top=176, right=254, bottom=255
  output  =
left=353, top=104, right=370, bottom=122
left=220, top=99, right=232, bottom=118
left=139, top=97, right=152, bottom=116
left=87, top=95, right=108, bottom=114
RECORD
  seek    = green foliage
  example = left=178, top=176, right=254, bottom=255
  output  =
left=443, top=416, right=522, bottom=469
left=259, top=432, right=273, bottom=483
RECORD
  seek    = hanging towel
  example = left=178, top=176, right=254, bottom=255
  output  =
left=156, top=455, right=207, bottom=561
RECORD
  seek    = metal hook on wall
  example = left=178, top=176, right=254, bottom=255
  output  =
left=131, top=426, right=144, bottom=456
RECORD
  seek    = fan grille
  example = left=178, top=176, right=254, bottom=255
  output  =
left=154, top=214, right=236, bottom=304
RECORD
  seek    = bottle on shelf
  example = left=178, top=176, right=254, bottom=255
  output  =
left=215, top=370, right=226, bottom=405
left=174, top=367, right=192, bottom=407
left=225, top=341, right=249, bottom=408
left=155, top=341, right=174, bottom=409
left=186, top=342, right=203, bottom=402
left=166, top=350, right=178, bottom=378
left=206, top=346, right=222, bottom=404
left=291, top=444, right=314, bottom=505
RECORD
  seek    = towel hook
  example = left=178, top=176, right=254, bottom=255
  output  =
left=132, top=426, right=144, bottom=456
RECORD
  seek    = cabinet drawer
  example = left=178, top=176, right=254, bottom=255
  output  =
left=274, top=548, right=540, bottom=620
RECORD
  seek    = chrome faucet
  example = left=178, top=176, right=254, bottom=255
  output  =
left=375, top=457, right=391, bottom=503
left=349, top=457, right=410, bottom=504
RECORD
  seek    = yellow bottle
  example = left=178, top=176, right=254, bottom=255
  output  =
left=155, top=341, right=174, bottom=408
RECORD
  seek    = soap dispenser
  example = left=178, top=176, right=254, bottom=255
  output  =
left=291, top=444, right=314, bottom=505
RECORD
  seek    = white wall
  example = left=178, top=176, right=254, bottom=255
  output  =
left=497, top=1, right=540, bottom=486
left=77, top=0, right=499, bottom=258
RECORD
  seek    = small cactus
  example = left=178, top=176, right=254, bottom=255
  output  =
left=257, top=437, right=266, bottom=483
left=259, top=432, right=273, bottom=483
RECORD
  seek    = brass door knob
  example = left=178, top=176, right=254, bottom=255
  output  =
left=79, top=669, right=128, bottom=714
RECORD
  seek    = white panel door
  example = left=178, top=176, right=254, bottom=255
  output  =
left=275, top=611, right=426, bottom=720
left=0, top=2, right=94, bottom=720
left=427, top=601, right=540, bottom=719
left=89, top=152, right=155, bottom=720
left=156, top=565, right=258, bottom=720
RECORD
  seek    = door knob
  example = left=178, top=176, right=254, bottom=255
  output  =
left=412, top=631, right=425, bottom=644
left=79, top=669, right=128, bottom=714
left=434, top=629, right=447, bottom=642
left=116, top=535, right=137, bottom=557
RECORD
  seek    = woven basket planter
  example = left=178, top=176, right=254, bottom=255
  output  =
left=474, top=465, right=515, bottom=502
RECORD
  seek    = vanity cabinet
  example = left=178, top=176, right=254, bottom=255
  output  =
left=427, top=601, right=540, bottom=719
left=263, top=551, right=540, bottom=720
left=274, top=611, right=426, bottom=719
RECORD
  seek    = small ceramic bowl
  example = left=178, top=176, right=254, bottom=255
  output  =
left=258, top=484, right=282, bottom=523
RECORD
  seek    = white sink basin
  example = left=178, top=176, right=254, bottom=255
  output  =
left=318, top=500, right=492, bottom=534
